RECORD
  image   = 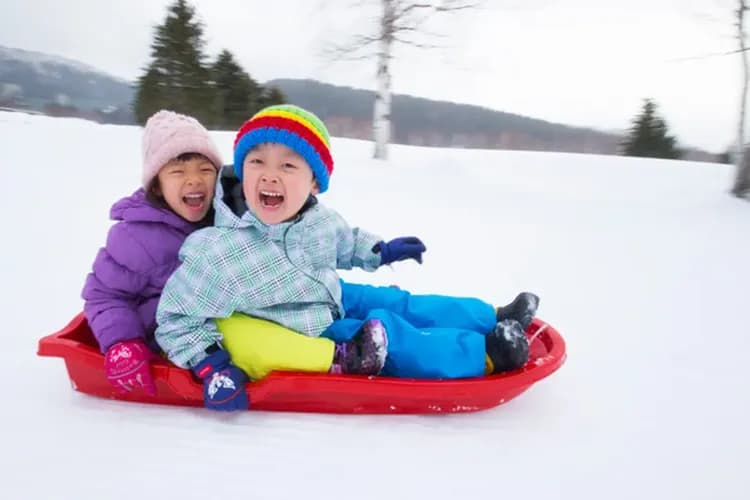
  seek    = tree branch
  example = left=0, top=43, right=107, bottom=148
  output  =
left=666, top=46, right=750, bottom=63
left=435, top=1, right=481, bottom=12
left=324, top=33, right=381, bottom=61
left=393, top=35, right=441, bottom=49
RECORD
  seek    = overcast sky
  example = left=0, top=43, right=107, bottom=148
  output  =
left=0, top=0, right=740, bottom=152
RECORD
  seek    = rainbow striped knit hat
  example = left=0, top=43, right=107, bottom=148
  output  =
left=233, top=104, right=334, bottom=193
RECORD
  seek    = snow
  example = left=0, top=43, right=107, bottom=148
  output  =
left=1, top=111, right=748, bottom=499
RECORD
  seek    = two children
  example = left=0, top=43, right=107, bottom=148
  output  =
left=155, top=105, right=538, bottom=412
left=81, top=110, right=381, bottom=399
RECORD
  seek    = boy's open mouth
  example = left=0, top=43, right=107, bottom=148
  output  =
left=260, top=190, right=284, bottom=208
left=183, top=193, right=206, bottom=208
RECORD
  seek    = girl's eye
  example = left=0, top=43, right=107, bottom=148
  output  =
left=201, top=167, right=215, bottom=173
left=169, top=169, right=185, bottom=175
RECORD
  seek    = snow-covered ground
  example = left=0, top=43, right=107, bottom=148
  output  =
left=1, top=111, right=747, bottom=499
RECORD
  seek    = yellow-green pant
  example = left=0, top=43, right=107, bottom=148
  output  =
left=215, top=313, right=334, bottom=380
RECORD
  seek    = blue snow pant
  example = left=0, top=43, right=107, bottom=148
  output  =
left=321, top=282, right=497, bottom=379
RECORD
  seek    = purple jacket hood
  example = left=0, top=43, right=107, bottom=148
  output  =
left=110, top=188, right=197, bottom=232
left=81, top=189, right=203, bottom=352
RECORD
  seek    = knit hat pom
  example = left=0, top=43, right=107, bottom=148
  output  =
left=233, top=105, right=334, bottom=193
left=141, top=110, right=224, bottom=188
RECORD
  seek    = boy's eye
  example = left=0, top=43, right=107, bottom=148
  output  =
left=283, top=163, right=298, bottom=170
left=247, top=157, right=262, bottom=165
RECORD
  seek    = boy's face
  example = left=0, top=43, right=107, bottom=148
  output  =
left=156, top=156, right=217, bottom=222
left=242, top=142, right=319, bottom=225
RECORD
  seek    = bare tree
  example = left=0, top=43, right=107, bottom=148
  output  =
left=682, top=1, right=750, bottom=196
left=330, top=0, right=479, bottom=160
left=733, top=0, right=750, bottom=197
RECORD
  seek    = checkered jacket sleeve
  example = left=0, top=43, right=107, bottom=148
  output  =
left=155, top=229, right=235, bottom=369
left=327, top=208, right=382, bottom=271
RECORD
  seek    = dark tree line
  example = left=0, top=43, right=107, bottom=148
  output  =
left=134, top=0, right=285, bottom=129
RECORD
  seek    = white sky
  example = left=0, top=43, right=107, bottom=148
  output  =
left=3, top=112, right=748, bottom=500
left=0, top=0, right=742, bottom=152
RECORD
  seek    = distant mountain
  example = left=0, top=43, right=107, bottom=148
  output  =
left=0, top=46, right=135, bottom=123
left=0, top=46, right=717, bottom=161
left=269, top=79, right=718, bottom=162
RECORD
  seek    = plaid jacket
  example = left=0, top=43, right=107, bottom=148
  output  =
left=155, top=182, right=383, bottom=369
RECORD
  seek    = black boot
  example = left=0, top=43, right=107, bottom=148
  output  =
left=496, top=292, right=539, bottom=330
left=486, top=319, right=529, bottom=373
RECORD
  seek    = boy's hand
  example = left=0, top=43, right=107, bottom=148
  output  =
left=193, top=350, right=249, bottom=412
left=105, top=339, right=158, bottom=396
left=375, top=236, right=426, bottom=265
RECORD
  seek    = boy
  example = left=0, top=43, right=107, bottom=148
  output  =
left=156, top=105, right=537, bottom=411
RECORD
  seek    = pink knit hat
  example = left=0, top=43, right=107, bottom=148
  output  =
left=141, top=110, right=224, bottom=188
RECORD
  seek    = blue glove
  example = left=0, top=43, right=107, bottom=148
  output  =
left=192, top=349, right=249, bottom=412
left=375, top=236, right=426, bottom=265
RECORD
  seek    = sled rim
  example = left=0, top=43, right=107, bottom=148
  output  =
left=38, top=313, right=566, bottom=414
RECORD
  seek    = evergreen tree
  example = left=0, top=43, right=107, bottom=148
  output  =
left=133, top=0, right=215, bottom=125
left=212, top=50, right=262, bottom=129
left=621, top=99, right=681, bottom=159
left=718, top=149, right=733, bottom=164
left=258, top=86, right=288, bottom=109
left=133, top=68, right=162, bottom=123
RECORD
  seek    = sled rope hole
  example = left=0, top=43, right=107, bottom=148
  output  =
left=528, top=323, right=548, bottom=345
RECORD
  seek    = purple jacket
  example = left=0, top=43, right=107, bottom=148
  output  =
left=81, top=189, right=201, bottom=353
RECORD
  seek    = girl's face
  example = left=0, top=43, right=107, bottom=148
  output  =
left=242, top=143, right=319, bottom=225
left=156, top=156, right=217, bottom=222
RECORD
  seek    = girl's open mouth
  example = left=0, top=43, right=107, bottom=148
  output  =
left=183, top=193, right=206, bottom=209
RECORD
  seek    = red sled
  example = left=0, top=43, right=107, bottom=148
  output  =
left=37, top=313, right=566, bottom=414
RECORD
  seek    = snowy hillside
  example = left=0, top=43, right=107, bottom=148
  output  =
left=1, top=111, right=747, bottom=500
left=0, top=45, right=126, bottom=79
left=0, top=46, right=133, bottom=112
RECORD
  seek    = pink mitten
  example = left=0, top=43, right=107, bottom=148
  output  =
left=104, top=340, right=157, bottom=396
